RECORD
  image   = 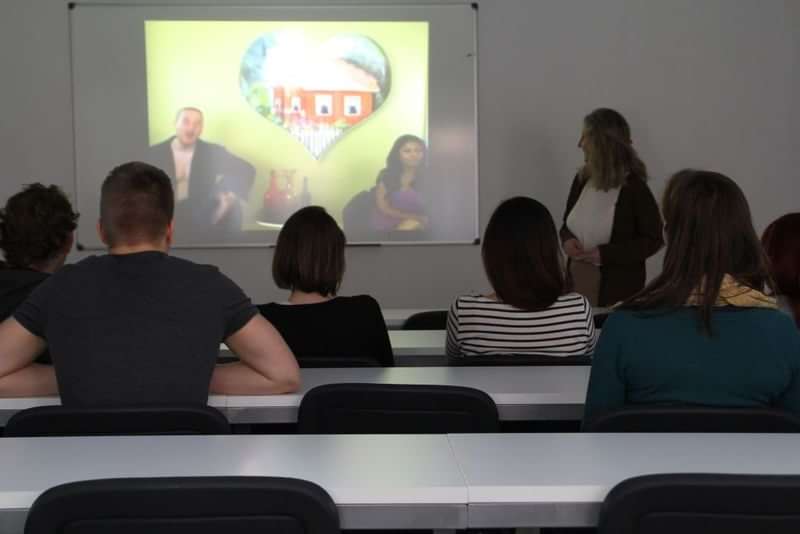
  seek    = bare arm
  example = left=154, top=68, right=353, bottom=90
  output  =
left=210, top=315, right=300, bottom=395
left=0, top=318, right=56, bottom=397
left=375, top=182, right=426, bottom=223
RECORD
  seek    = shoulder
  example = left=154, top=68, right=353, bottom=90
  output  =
left=149, top=137, right=174, bottom=150
left=621, top=173, right=654, bottom=194
left=336, top=294, right=382, bottom=313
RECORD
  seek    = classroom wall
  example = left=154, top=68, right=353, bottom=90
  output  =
left=1, top=0, right=797, bottom=308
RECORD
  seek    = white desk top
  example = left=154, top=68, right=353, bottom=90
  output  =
left=225, top=365, right=589, bottom=423
left=382, top=309, right=438, bottom=329
left=0, top=434, right=467, bottom=530
left=0, top=366, right=590, bottom=425
left=449, top=432, right=800, bottom=528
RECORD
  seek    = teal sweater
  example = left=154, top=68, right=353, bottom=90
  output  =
left=583, top=307, right=800, bottom=423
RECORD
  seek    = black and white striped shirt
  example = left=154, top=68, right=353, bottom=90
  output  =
left=446, top=293, right=597, bottom=357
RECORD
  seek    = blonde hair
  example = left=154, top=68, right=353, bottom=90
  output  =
left=580, top=108, right=647, bottom=191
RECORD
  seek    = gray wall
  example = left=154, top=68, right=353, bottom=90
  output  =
left=1, top=0, right=797, bottom=307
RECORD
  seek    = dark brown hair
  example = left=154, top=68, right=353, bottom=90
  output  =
left=482, top=196, right=568, bottom=310
left=580, top=108, right=648, bottom=191
left=0, top=183, right=78, bottom=269
left=273, top=206, right=345, bottom=296
left=376, top=134, right=427, bottom=193
left=100, top=162, right=174, bottom=247
left=622, top=169, right=771, bottom=334
left=762, top=213, right=800, bottom=328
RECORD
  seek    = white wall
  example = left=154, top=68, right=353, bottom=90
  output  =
left=1, top=0, right=797, bottom=307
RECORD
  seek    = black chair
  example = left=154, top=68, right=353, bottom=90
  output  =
left=449, top=353, right=591, bottom=366
left=24, top=476, right=339, bottom=534
left=584, top=406, right=800, bottom=433
left=297, top=356, right=381, bottom=368
left=598, top=473, right=800, bottom=534
left=402, top=311, right=447, bottom=330
left=4, top=405, right=231, bottom=437
left=297, top=383, right=500, bottom=433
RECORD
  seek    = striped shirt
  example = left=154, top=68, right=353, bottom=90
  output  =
left=446, top=293, right=597, bottom=357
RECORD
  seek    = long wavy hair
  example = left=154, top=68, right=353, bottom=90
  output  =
left=762, top=213, right=800, bottom=328
left=579, top=108, right=648, bottom=191
left=376, top=134, right=427, bottom=193
left=622, top=169, right=771, bottom=335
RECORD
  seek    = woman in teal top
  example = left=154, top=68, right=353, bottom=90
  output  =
left=584, top=170, right=800, bottom=424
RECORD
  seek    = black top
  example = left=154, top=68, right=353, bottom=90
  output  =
left=0, top=267, right=52, bottom=364
left=14, top=251, right=257, bottom=407
left=258, top=296, right=394, bottom=366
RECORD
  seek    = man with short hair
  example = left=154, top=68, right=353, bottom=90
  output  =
left=0, top=162, right=299, bottom=403
left=148, top=107, right=255, bottom=241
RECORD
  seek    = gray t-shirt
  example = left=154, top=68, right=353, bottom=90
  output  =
left=15, top=251, right=256, bottom=407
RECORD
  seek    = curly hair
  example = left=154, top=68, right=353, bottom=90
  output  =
left=0, top=183, right=79, bottom=269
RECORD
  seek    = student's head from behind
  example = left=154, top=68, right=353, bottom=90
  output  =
left=762, top=213, right=800, bottom=326
left=627, top=169, right=770, bottom=332
left=174, top=107, right=204, bottom=147
left=381, top=134, right=427, bottom=190
left=482, top=196, right=567, bottom=311
left=99, top=162, right=174, bottom=250
left=273, top=206, right=346, bottom=297
left=0, top=183, right=79, bottom=272
left=579, top=108, right=647, bottom=190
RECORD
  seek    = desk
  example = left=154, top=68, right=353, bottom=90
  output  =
left=449, top=433, right=800, bottom=528
left=0, top=434, right=467, bottom=532
left=222, top=330, right=448, bottom=364
left=0, top=366, right=590, bottom=425
left=224, top=366, right=589, bottom=424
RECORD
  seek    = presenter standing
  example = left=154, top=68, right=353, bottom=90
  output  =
left=560, top=108, right=663, bottom=307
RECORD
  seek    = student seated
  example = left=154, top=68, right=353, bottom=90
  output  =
left=0, top=162, right=299, bottom=403
left=583, top=170, right=800, bottom=423
left=0, top=184, right=78, bottom=365
left=446, top=196, right=597, bottom=358
left=258, top=206, right=393, bottom=366
left=762, top=213, right=800, bottom=328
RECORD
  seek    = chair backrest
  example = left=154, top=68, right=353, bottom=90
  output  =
left=4, top=405, right=231, bottom=437
left=402, top=311, right=448, bottom=330
left=598, top=473, right=800, bottom=534
left=25, top=476, right=339, bottom=534
left=297, top=383, right=500, bottom=434
left=584, top=406, right=800, bottom=433
left=342, top=189, right=375, bottom=241
left=297, top=356, right=380, bottom=368
left=449, top=353, right=591, bottom=366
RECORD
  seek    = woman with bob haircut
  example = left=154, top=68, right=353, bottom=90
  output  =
left=561, top=108, right=663, bottom=307
left=584, top=170, right=800, bottom=423
left=258, top=206, right=393, bottom=366
left=446, top=196, right=597, bottom=357
left=762, top=213, right=800, bottom=328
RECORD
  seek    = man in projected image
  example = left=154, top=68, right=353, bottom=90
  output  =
left=148, top=107, right=255, bottom=240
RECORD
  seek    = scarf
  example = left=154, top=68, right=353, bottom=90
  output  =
left=686, top=274, right=777, bottom=309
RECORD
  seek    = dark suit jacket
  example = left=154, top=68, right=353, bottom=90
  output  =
left=147, top=138, right=255, bottom=239
left=560, top=173, right=664, bottom=306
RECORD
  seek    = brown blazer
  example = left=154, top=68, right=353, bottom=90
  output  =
left=560, top=174, right=664, bottom=306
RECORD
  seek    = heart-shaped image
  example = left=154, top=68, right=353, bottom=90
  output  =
left=240, top=32, right=391, bottom=159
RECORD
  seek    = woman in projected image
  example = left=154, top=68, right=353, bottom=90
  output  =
left=372, top=134, right=429, bottom=232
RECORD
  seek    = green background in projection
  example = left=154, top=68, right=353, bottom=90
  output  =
left=145, top=20, right=429, bottom=229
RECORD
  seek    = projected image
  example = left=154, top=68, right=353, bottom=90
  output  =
left=145, top=20, right=431, bottom=243
left=240, top=32, right=391, bottom=159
